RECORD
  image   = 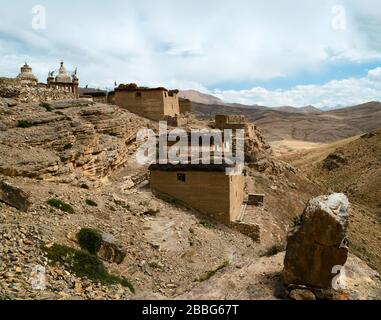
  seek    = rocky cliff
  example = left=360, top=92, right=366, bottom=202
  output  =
left=0, top=98, right=150, bottom=187
left=0, top=78, right=75, bottom=103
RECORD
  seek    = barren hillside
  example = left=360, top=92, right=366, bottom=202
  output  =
left=279, top=129, right=381, bottom=273
left=178, top=90, right=225, bottom=105
left=0, top=97, right=380, bottom=300
left=273, top=105, right=322, bottom=114
left=191, top=101, right=381, bottom=143
left=0, top=97, right=328, bottom=300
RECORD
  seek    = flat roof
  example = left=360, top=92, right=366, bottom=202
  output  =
left=115, top=85, right=179, bottom=94
left=149, top=163, right=236, bottom=172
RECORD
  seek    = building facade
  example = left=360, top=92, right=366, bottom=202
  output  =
left=47, top=62, right=79, bottom=98
left=149, top=163, right=244, bottom=224
left=179, top=98, right=191, bottom=114
left=114, top=83, right=180, bottom=121
left=16, top=62, right=38, bottom=86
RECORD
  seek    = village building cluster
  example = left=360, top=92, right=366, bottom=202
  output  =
left=11, top=61, right=260, bottom=236
left=15, top=61, right=79, bottom=98
left=47, top=62, right=79, bottom=98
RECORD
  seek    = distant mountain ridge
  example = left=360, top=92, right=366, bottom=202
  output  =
left=179, top=89, right=324, bottom=112
left=179, top=89, right=381, bottom=112
left=178, top=90, right=225, bottom=105
left=273, top=105, right=322, bottom=114
left=191, top=100, right=381, bottom=143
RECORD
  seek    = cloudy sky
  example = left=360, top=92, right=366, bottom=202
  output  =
left=1, top=0, right=381, bottom=108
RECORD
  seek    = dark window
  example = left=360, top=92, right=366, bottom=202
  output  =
left=177, top=173, right=186, bottom=182
left=136, top=92, right=142, bottom=97
left=164, top=92, right=167, bottom=97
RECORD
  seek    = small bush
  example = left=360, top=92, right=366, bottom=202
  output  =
left=40, top=102, right=52, bottom=112
left=43, top=243, right=134, bottom=293
left=47, top=198, right=75, bottom=214
left=109, top=132, right=118, bottom=137
left=199, top=220, right=216, bottom=229
left=142, top=209, right=160, bottom=216
left=76, top=228, right=102, bottom=254
left=195, top=261, right=229, bottom=282
left=85, top=199, right=98, bottom=207
left=17, top=120, right=33, bottom=128
left=63, top=143, right=72, bottom=150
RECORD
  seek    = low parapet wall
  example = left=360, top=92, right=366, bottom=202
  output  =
left=0, top=77, right=75, bottom=103
left=215, top=114, right=247, bottom=129
left=230, top=221, right=260, bottom=243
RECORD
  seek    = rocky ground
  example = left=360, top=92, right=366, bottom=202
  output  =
left=0, top=173, right=256, bottom=300
left=2, top=173, right=380, bottom=300
left=177, top=253, right=381, bottom=300
left=0, top=98, right=380, bottom=300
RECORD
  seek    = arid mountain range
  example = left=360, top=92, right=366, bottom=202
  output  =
left=179, top=90, right=225, bottom=105
left=190, top=99, right=381, bottom=143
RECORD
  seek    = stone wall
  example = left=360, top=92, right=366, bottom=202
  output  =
left=0, top=77, right=75, bottom=103
left=215, top=115, right=247, bottom=129
left=90, top=95, right=107, bottom=104
left=163, top=92, right=180, bottom=118
left=114, top=89, right=180, bottom=121
left=179, top=98, right=191, bottom=114
left=230, top=221, right=260, bottom=242
left=149, top=169, right=244, bottom=224
left=107, top=91, right=115, bottom=104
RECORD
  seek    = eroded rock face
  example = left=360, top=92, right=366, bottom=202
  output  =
left=244, top=124, right=283, bottom=174
left=0, top=180, right=31, bottom=211
left=282, top=193, right=349, bottom=289
left=0, top=100, right=150, bottom=186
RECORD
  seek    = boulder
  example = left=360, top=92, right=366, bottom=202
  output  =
left=282, top=193, right=349, bottom=289
left=0, top=98, right=18, bottom=107
left=97, top=234, right=126, bottom=264
left=289, top=289, right=316, bottom=300
left=0, top=180, right=31, bottom=211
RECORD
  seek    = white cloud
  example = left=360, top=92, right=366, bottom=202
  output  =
left=367, top=67, right=381, bottom=79
left=0, top=0, right=381, bottom=106
left=212, top=67, right=381, bottom=108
